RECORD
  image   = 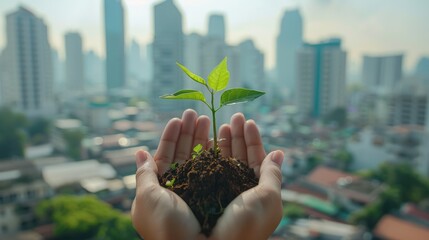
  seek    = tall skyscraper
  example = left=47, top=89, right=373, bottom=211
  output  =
left=362, top=54, right=403, bottom=93
left=202, top=14, right=227, bottom=77
left=238, top=39, right=265, bottom=90
left=415, top=57, right=429, bottom=82
left=152, top=0, right=184, bottom=113
left=2, top=7, right=54, bottom=117
left=296, top=38, right=347, bottom=118
left=51, top=48, right=65, bottom=94
left=0, top=49, right=6, bottom=106
left=207, top=14, right=225, bottom=42
left=84, top=50, right=104, bottom=91
left=64, top=32, right=84, bottom=93
left=128, top=39, right=143, bottom=82
left=104, top=0, right=125, bottom=93
left=387, top=79, right=428, bottom=127
left=183, top=33, right=203, bottom=111
left=276, top=9, right=303, bottom=98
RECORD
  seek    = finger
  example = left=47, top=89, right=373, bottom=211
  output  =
left=231, top=113, right=247, bottom=163
left=244, top=120, right=266, bottom=170
left=192, top=115, right=211, bottom=150
left=155, top=118, right=182, bottom=174
left=218, top=124, right=232, bottom=157
left=174, top=109, right=198, bottom=164
left=258, top=151, right=284, bottom=190
left=135, top=150, right=159, bottom=195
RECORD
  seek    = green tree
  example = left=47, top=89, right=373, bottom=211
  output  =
left=0, top=107, right=27, bottom=159
left=36, top=195, right=139, bottom=240
left=283, top=203, right=306, bottom=219
left=305, top=154, right=322, bottom=173
left=63, top=130, right=84, bottom=160
left=349, top=163, right=429, bottom=229
left=332, top=149, right=354, bottom=171
left=27, top=118, right=51, bottom=145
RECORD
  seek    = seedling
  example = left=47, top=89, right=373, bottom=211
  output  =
left=161, top=57, right=265, bottom=152
left=192, top=144, right=203, bottom=160
left=165, top=178, right=176, bottom=188
left=170, top=162, right=178, bottom=170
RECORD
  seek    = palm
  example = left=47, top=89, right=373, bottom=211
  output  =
left=132, top=110, right=282, bottom=240
left=132, top=110, right=210, bottom=240
left=210, top=113, right=283, bottom=240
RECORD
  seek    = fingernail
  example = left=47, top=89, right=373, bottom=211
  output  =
left=136, top=150, right=147, bottom=168
left=271, top=151, right=284, bottom=166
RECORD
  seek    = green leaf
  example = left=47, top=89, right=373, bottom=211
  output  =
left=220, top=88, right=265, bottom=106
left=165, top=178, right=176, bottom=187
left=170, top=162, right=178, bottom=170
left=177, top=62, right=206, bottom=85
left=160, top=90, right=207, bottom=103
left=193, top=144, right=203, bottom=153
left=208, top=57, right=229, bottom=91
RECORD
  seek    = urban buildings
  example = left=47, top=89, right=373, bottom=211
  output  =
left=151, top=0, right=184, bottom=114
left=127, top=40, right=144, bottom=85
left=64, top=32, right=84, bottom=94
left=104, top=0, right=126, bottom=93
left=362, top=54, right=403, bottom=93
left=387, top=79, right=428, bottom=126
left=2, top=7, right=54, bottom=117
left=238, top=39, right=265, bottom=91
left=276, top=9, right=303, bottom=99
left=296, top=38, right=347, bottom=118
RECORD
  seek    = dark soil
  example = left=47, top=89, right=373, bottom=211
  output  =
left=158, top=148, right=258, bottom=236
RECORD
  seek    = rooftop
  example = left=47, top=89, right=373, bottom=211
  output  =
left=307, top=166, right=358, bottom=187
left=374, top=215, right=429, bottom=240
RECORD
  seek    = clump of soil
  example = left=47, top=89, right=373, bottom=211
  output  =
left=159, top=148, right=258, bottom=236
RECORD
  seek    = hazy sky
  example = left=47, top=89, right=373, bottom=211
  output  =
left=0, top=0, right=428, bottom=73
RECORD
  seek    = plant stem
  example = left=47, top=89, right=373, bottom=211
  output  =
left=211, top=90, right=218, bottom=151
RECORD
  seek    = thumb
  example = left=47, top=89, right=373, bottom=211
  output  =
left=258, top=150, right=284, bottom=191
left=135, top=150, right=159, bottom=191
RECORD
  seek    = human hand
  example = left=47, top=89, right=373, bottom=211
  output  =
left=210, top=113, right=284, bottom=240
left=131, top=109, right=210, bottom=240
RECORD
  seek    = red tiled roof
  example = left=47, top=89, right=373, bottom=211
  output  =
left=402, top=203, right=429, bottom=222
left=374, top=215, right=429, bottom=240
left=286, top=184, right=328, bottom=201
left=307, top=166, right=358, bottom=187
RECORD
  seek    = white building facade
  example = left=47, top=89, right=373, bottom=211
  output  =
left=296, top=38, right=347, bottom=118
left=3, top=7, right=54, bottom=117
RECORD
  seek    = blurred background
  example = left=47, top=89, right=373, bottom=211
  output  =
left=1, top=0, right=429, bottom=239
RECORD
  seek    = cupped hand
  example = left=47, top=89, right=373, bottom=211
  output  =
left=210, top=113, right=284, bottom=240
left=131, top=109, right=210, bottom=240
left=131, top=110, right=283, bottom=240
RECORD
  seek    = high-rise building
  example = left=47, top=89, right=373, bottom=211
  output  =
left=296, top=38, right=347, bottom=118
left=104, top=0, right=125, bottom=93
left=128, top=39, right=143, bottom=82
left=201, top=14, right=227, bottom=78
left=184, top=33, right=203, bottom=111
left=0, top=49, right=6, bottom=106
left=2, top=7, right=54, bottom=117
left=387, top=79, right=428, bottom=127
left=415, top=57, right=429, bottom=82
left=64, top=32, right=84, bottom=93
left=84, top=50, right=104, bottom=91
left=152, top=0, right=184, bottom=113
left=207, top=14, right=225, bottom=42
left=238, top=39, right=265, bottom=91
left=51, top=48, right=65, bottom=94
left=276, top=9, right=303, bottom=98
left=362, top=54, right=403, bottom=93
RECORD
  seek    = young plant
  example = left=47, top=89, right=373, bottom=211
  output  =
left=161, top=57, right=265, bottom=153
left=192, top=143, right=203, bottom=160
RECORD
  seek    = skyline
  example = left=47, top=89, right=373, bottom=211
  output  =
left=0, top=0, right=428, bottom=72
